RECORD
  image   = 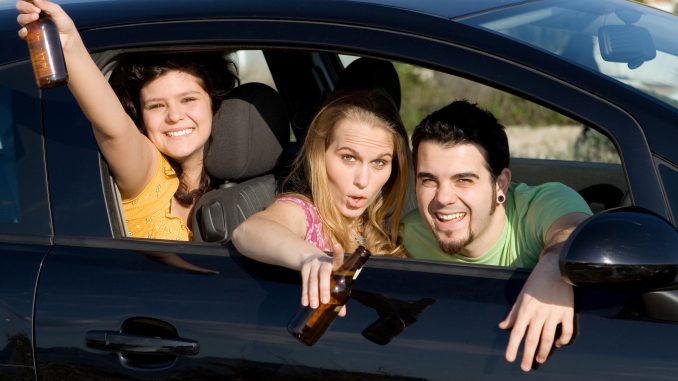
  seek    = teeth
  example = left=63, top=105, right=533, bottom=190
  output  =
left=437, top=212, right=465, bottom=221
left=166, top=128, right=193, bottom=137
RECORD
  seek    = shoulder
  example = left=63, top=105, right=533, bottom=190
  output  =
left=401, top=208, right=425, bottom=226
left=510, top=182, right=590, bottom=212
left=276, top=194, right=314, bottom=209
left=511, top=181, right=577, bottom=198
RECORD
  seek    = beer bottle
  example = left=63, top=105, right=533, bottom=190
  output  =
left=287, top=245, right=371, bottom=346
left=25, top=10, right=68, bottom=89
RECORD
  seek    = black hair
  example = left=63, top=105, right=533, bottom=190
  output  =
left=411, top=100, right=509, bottom=180
left=109, top=52, right=239, bottom=206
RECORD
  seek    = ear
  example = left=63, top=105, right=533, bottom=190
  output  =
left=496, top=168, right=511, bottom=196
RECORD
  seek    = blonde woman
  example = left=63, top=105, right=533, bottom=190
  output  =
left=233, top=90, right=410, bottom=314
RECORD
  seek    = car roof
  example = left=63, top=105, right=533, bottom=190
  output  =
left=345, top=0, right=527, bottom=19
left=0, top=0, right=524, bottom=64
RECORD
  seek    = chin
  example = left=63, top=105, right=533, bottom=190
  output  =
left=340, top=208, right=364, bottom=220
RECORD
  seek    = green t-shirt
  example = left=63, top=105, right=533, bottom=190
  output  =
left=399, top=182, right=592, bottom=268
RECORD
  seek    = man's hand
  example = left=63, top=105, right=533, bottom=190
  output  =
left=498, top=250, right=574, bottom=371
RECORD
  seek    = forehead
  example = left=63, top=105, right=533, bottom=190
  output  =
left=417, top=141, right=490, bottom=175
left=329, top=119, right=394, bottom=151
left=141, top=70, right=204, bottom=97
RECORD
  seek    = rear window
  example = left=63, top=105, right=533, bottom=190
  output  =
left=0, top=62, right=51, bottom=239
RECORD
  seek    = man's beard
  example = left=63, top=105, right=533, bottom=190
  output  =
left=435, top=187, right=497, bottom=255
left=437, top=231, right=474, bottom=254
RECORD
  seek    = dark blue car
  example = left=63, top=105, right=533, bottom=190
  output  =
left=1, top=0, right=677, bottom=379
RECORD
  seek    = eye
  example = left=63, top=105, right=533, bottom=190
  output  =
left=182, top=96, right=198, bottom=103
left=456, top=178, right=474, bottom=186
left=419, top=178, right=437, bottom=187
left=145, top=103, right=164, bottom=110
left=372, top=159, right=389, bottom=168
left=342, top=154, right=356, bottom=162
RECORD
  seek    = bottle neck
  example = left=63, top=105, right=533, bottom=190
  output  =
left=337, top=246, right=371, bottom=273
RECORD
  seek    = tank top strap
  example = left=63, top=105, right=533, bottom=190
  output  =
left=275, top=196, right=332, bottom=252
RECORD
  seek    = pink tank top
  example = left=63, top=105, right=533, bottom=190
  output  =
left=276, top=196, right=332, bottom=252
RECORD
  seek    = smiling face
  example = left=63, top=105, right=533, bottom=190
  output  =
left=324, top=118, right=395, bottom=221
left=415, top=141, right=508, bottom=257
left=140, top=70, right=213, bottom=163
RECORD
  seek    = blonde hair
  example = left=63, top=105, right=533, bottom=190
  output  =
left=283, top=90, right=411, bottom=256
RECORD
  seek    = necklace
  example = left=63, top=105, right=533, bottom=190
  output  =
left=355, top=234, right=365, bottom=246
left=354, top=216, right=365, bottom=246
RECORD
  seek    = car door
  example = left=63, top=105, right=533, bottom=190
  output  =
left=32, top=11, right=678, bottom=381
left=0, top=61, right=52, bottom=381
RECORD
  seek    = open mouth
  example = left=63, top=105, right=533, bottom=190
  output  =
left=435, top=212, right=466, bottom=222
left=347, top=196, right=367, bottom=209
left=165, top=128, right=194, bottom=137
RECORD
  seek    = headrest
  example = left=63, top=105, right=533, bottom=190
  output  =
left=205, top=82, right=289, bottom=181
left=335, top=57, right=401, bottom=110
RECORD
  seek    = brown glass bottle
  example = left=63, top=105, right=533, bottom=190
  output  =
left=287, top=245, right=371, bottom=346
left=26, top=11, right=68, bottom=89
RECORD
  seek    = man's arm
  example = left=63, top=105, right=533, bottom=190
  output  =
left=498, top=212, right=589, bottom=372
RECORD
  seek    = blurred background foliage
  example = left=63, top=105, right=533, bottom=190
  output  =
left=395, top=62, right=575, bottom=131
left=394, top=63, right=619, bottom=163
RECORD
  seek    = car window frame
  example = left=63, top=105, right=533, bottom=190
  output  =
left=44, top=17, right=669, bottom=265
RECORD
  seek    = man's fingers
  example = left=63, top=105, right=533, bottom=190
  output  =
left=504, top=317, right=527, bottom=363
left=535, top=320, right=558, bottom=364
left=498, top=304, right=518, bottom=330
left=520, top=319, right=545, bottom=372
left=555, top=315, right=574, bottom=347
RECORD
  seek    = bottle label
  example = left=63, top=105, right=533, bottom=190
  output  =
left=26, top=16, right=68, bottom=88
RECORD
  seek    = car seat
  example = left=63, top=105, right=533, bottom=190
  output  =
left=334, top=57, right=402, bottom=110
left=191, top=82, right=289, bottom=243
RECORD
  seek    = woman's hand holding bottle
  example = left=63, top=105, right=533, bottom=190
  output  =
left=300, top=243, right=347, bottom=317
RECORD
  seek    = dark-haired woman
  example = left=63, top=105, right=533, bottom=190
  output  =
left=16, top=0, right=237, bottom=240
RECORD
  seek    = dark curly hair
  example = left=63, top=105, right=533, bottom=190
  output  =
left=411, top=100, right=509, bottom=181
left=109, top=52, right=239, bottom=206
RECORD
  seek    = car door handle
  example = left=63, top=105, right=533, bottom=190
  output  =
left=85, top=330, right=200, bottom=356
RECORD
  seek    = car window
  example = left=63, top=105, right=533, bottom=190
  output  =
left=393, top=60, right=625, bottom=217
left=100, top=47, right=625, bottom=245
left=230, top=50, right=277, bottom=90
left=0, top=62, right=51, bottom=239
left=460, top=0, right=678, bottom=112
left=394, top=62, right=620, bottom=164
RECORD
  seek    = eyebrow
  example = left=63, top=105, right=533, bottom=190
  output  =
left=143, top=91, right=202, bottom=104
left=336, top=146, right=393, bottom=159
left=416, top=171, right=479, bottom=180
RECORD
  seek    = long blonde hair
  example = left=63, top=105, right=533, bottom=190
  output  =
left=283, top=90, right=411, bottom=255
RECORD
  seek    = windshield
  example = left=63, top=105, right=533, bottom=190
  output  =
left=459, top=0, right=678, bottom=111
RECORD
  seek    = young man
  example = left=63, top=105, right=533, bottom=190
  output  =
left=400, top=100, right=592, bottom=372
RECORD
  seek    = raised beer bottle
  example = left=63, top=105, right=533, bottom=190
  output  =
left=25, top=9, right=68, bottom=89
left=287, top=245, right=371, bottom=346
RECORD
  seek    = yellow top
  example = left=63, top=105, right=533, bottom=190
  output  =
left=121, top=149, right=192, bottom=241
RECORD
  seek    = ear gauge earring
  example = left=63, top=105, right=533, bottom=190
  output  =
left=497, top=194, right=505, bottom=204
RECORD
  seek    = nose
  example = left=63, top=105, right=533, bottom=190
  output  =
left=166, top=103, right=184, bottom=123
left=434, top=183, right=458, bottom=206
left=353, top=164, right=370, bottom=189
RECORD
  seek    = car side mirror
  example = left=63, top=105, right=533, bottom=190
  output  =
left=560, top=206, right=678, bottom=289
left=598, top=25, right=656, bottom=69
